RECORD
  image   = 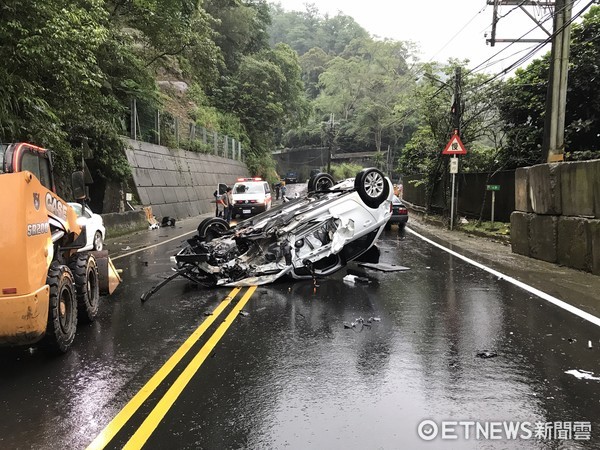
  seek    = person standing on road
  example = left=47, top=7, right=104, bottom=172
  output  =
left=214, top=189, right=224, bottom=217
left=281, top=182, right=287, bottom=202
left=222, top=187, right=234, bottom=222
left=275, top=183, right=280, bottom=200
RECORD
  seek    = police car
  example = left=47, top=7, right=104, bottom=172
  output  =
left=231, top=177, right=272, bottom=218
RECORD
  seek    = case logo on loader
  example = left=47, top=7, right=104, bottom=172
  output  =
left=33, top=193, right=40, bottom=210
left=45, top=192, right=68, bottom=220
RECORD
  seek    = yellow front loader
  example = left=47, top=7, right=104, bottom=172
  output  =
left=0, top=143, right=121, bottom=352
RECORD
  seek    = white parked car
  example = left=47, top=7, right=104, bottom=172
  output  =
left=68, top=202, right=105, bottom=251
left=173, top=168, right=393, bottom=287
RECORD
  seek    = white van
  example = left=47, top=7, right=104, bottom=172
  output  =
left=231, top=178, right=272, bottom=218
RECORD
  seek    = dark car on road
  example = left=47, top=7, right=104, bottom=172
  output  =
left=385, top=195, right=408, bottom=230
left=284, top=171, right=299, bottom=184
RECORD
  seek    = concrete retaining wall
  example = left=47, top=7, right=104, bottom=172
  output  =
left=102, top=210, right=148, bottom=237
left=124, top=139, right=249, bottom=220
left=511, top=159, right=600, bottom=275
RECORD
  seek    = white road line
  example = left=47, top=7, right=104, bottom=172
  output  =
left=112, top=230, right=196, bottom=261
left=407, top=227, right=600, bottom=328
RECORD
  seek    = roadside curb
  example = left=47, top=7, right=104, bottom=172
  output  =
left=407, top=216, right=600, bottom=318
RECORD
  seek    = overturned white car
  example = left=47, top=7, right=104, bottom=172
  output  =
left=141, top=168, right=392, bottom=300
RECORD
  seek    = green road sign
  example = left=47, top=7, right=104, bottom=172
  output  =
left=486, top=185, right=501, bottom=191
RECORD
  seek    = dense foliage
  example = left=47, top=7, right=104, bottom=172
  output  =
left=2, top=0, right=599, bottom=199
left=0, top=0, right=307, bottom=182
left=497, top=6, right=600, bottom=163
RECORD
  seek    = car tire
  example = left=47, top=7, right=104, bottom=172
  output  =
left=69, top=253, right=100, bottom=323
left=197, top=217, right=230, bottom=242
left=354, top=168, right=390, bottom=209
left=307, top=173, right=335, bottom=193
left=43, top=263, right=77, bottom=353
left=384, top=222, right=392, bottom=230
left=93, top=231, right=103, bottom=251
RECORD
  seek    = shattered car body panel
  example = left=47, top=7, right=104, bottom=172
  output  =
left=174, top=170, right=393, bottom=288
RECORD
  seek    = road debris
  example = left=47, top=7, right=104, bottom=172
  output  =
left=343, top=274, right=370, bottom=284
left=589, top=340, right=593, bottom=349
left=343, top=316, right=382, bottom=332
left=476, top=351, right=498, bottom=359
left=359, top=262, right=410, bottom=272
left=239, top=311, right=250, bottom=317
left=565, top=369, right=600, bottom=381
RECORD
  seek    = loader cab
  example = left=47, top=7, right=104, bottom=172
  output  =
left=1, top=143, right=55, bottom=192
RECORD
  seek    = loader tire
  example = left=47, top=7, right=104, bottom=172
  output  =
left=44, top=263, right=77, bottom=353
left=69, top=253, right=100, bottom=323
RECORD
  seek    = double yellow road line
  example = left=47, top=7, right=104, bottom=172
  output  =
left=87, top=286, right=257, bottom=450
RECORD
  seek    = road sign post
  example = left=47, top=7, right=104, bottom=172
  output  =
left=486, top=185, right=500, bottom=225
left=442, top=131, right=468, bottom=230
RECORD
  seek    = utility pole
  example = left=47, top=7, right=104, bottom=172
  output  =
left=326, top=113, right=334, bottom=173
left=486, top=0, right=574, bottom=163
left=542, top=0, right=573, bottom=162
left=449, top=66, right=461, bottom=231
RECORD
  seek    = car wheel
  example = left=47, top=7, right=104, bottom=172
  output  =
left=43, top=263, right=77, bottom=353
left=354, top=168, right=390, bottom=209
left=93, top=231, right=103, bottom=251
left=197, top=217, right=230, bottom=242
left=308, top=172, right=335, bottom=193
left=384, top=222, right=392, bottom=230
left=69, top=253, right=100, bottom=323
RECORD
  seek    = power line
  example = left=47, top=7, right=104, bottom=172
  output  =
left=472, top=0, right=595, bottom=89
left=428, top=4, right=488, bottom=62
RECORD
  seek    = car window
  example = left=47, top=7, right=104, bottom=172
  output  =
left=70, top=203, right=83, bottom=217
left=20, top=152, right=41, bottom=181
left=234, top=183, right=264, bottom=194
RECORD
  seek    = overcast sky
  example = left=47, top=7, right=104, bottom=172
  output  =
left=271, top=0, right=593, bottom=77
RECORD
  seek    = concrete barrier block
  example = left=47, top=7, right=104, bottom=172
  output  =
left=146, top=187, right=166, bottom=205
left=149, top=170, right=166, bottom=187
left=529, top=163, right=561, bottom=215
left=136, top=186, right=151, bottom=206
left=185, top=187, right=197, bottom=202
left=164, top=156, right=177, bottom=171
left=124, top=150, right=138, bottom=168
left=175, top=187, right=189, bottom=203
left=511, top=211, right=531, bottom=256
left=561, top=161, right=595, bottom=217
left=162, top=188, right=178, bottom=204
left=557, top=216, right=592, bottom=271
left=134, top=168, right=152, bottom=187
left=135, top=154, right=154, bottom=169
left=590, top=220, right=600, bottom=275
left=515, top=168, right=532, bottom=212
left=174, top=202, right=188, bottom=219
left=150, top=154, right=167, bottom=170
left=161, top=171, right=177, bottom=187
left=101, top=210, right=148, bottom=237
left=529, top=215, right=558, bottom=262
left=592, top=160, right=600, bottom=218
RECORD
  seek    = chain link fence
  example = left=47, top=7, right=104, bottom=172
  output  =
left=128, top=99, right=243, bottom=161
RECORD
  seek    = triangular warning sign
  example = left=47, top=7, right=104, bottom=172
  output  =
left=442, top=131, right=467, bottom=155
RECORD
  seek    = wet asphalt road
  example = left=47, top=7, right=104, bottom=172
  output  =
left=1, top=190, right=600, bottom=449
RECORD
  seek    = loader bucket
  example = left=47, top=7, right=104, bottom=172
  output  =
left=91, top=250, right=122, bottom=295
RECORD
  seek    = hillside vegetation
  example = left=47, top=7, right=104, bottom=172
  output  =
left=1, top=1, right=599, bottom=191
